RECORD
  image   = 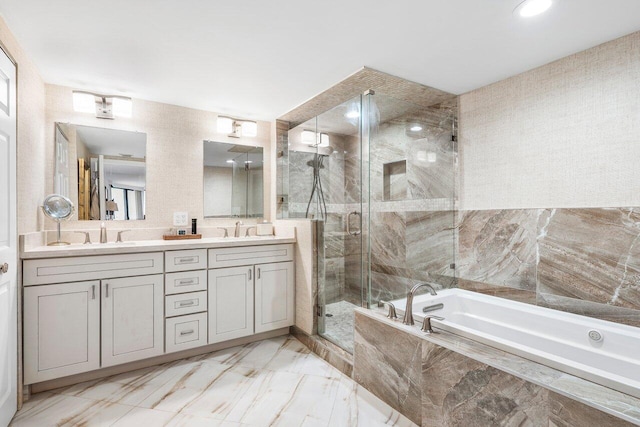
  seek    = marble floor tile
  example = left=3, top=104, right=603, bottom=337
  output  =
left=11, top=336, right=417, bottom=427
left=328, top=376, right=416, bottom=427
left=10, top=392, right=133, bottom=426
left=110, top=407, right=249, bottom=427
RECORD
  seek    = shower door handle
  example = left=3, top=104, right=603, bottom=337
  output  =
left=347, top=211, right=362, bottom=236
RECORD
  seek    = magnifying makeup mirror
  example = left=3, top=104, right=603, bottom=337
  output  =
left=42, top=194, right=75, bottom=246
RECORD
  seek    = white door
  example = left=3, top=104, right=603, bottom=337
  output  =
left=208, top=266, right=254, bottom=343
left=101, top=275, right=164, bottom=367
left=0, top=47, right=17, bottom=427
left=23, top=282, right=100, bottom=384
left=254, top=262, right=295, bottom=333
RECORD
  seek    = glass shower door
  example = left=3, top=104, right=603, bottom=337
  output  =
left=315, top=95, right=363, bottom=353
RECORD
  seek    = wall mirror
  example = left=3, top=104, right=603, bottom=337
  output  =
left=203, top=141, right=263, bottom=218
left=55, top=123, right=147, bottom=221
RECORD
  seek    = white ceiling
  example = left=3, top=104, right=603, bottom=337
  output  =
left=2, top=0, right=640, bottom=121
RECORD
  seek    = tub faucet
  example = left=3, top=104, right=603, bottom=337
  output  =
left=379, top=301, right=398, bottom=320
left=421, top=315, right=445, bottom=334
left=402, top=282, right=438, bottom=326
left=234, top=221, right=243, bottom=238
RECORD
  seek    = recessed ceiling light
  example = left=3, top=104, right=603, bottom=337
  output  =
left=410, top=125, right=423, bottom=132
left=514, top=0, right=553, bottom=18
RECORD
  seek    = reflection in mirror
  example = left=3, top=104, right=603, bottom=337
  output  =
left=55, top=123, right=146, bottom=221
left=203, top=141, right=263, bottom=218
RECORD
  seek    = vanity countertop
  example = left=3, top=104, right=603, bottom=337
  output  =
left=21, top=235, right=296, bottom=259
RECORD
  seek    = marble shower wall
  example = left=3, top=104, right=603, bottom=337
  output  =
left=458, top=207, right=640, bottom=327
left=365, top=101, right=457, bottom=304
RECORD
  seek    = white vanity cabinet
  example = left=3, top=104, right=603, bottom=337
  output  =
left=23, top=281, right=100, bottom=384
left=208, top=266, right=255, bottom=343
left=23, top=252, right=164, bottom=384
left=164, top=249, right=209, bottom=353
left=22, top=240, right=296, bottom=386
left=208, top=244, right=295, bottom=343
left=254, top=261, right=295, bottom=333
left=101, top=275, right=164, bottom=367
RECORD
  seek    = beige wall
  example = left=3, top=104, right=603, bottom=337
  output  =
left=459, top=31, right=640, bottom=210
left=0, top=16, right=46, bottom=234
left=44, top=84, right=273, bottom=233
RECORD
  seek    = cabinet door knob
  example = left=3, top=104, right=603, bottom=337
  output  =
left=0, top=263, right=7, bottom=273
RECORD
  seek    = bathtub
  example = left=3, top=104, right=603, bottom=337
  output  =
left=390, top=288, right=640, bottom=399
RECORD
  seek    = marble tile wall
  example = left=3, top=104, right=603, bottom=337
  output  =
left=353, top=309, right=638, bottom=427
left=363, top=102, right=457, bottom=304
left=458, top=207, right=640, bottom=327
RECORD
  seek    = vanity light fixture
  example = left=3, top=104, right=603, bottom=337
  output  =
left=217, top=116, right=258, bottom=138
left=226, top=159, right=235, bottom=164
left=514, top=0, right=554, bottom=17
left=72, top=90, right=132, bottom=119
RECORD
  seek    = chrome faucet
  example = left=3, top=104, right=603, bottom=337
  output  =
left=421, top=315, right=445, bottom=334
left=379, top=301, right=398, bottom=320
left=116, top=230, right=131, bottom=243
left=402, top=283, right=438, bottom=325
left=234, top=221, right=243, bottom=238
left=100, top=222, right=107, bottom=244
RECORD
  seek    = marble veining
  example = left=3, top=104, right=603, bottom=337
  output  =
left=11, top=335, right=415, bottom=427
left=353, top=308, right=640, bottom=427
left=458, top=207, right=640, bottom=328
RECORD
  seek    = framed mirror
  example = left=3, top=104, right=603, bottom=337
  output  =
left=203, top=141, right=263, bottom=218
left=55, top=123, right=147, bottom=221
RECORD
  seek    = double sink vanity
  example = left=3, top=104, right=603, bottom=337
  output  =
left=20, top=234, right=296, bottom=387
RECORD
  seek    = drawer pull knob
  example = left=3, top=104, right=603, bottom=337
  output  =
left=180, top=329, right=195, bottom=336
left=177, top=279, right=196, bottom=286
left=177, top=257, right=196, bottom=264
left=178, top=300, right=196, bottom=307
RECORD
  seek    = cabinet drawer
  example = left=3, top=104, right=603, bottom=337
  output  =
left=165, top=270, right=207, bottom=295
left=165, top=249, right=207, bottom=272
left=23, top=252, right=163, bottom=286
left=166, top=313, right=207, bottom=353
left=165, top=291, right=207, bottom=317
left=208, top=244, right=294, bottom=269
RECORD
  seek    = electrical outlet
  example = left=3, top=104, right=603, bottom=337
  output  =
left=173, top=212, right=188, bottom=227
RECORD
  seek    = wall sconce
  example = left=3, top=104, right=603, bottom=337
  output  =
left=72, top=91, right=132, bottom=119
left=217, top=116, right=258, bottom=138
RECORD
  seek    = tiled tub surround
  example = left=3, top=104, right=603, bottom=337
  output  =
left=354, top=309, right=640, bottom=427
left=457, top=208, right=640, bottom=328
left=11, top=335, right=415, bottom=427
left=389, top=288, right=640, bottom=399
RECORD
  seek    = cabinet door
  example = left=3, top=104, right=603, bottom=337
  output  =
left=102, top=275, right=164, bottom=367
left=208, top=266, right=254, bottom=343
left=255, top=262, right=295, bottom=333
left=23, top=281, right=100, bottom=384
